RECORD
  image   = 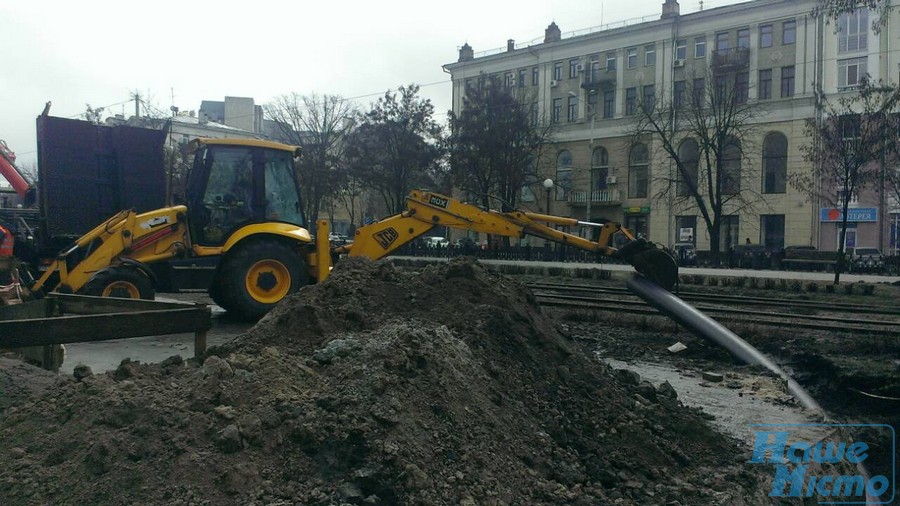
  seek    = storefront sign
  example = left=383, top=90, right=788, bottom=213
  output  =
left=819, top=208, right=877, bottom=222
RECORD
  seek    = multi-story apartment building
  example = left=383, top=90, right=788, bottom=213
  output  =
left=443, top=0, right=900, bottom=255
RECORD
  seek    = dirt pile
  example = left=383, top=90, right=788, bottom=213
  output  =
left=0, top=257, right=771, bottom=505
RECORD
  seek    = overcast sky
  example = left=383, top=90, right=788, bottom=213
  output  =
left=1, top=0, right=746, bottom=170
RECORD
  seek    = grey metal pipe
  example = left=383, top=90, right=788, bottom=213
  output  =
left=626, top=275, right=823, bottom=413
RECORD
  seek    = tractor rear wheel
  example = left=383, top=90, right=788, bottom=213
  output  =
left=82, top=266, right=155, bottom=300
left=211, top=239, right=307, bottom=321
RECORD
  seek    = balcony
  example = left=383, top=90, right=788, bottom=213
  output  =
left=711, top=47, right=750, bottom=72
left=567, top=189, right=621, bottom=206
left=581, top=68, right=616, bottom=92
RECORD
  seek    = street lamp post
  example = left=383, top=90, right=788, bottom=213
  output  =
left=543, top=178, right=554, bottom=214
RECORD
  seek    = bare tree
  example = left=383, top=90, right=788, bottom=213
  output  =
left=447, top=75, right=553, bottom=212
left=163, top=139, right=192, bottom=204
left=83, top=104, right=105, bottom=124
left=793, top=79, right=900, bottom=283
left=265, top=93, right=356, bottom=228
left=343, top=85, right=445, bottom=215
left=628, top=69, right=762, bottom=261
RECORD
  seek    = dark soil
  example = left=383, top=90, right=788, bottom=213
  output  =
left=0, top=258, right=778, bottom=505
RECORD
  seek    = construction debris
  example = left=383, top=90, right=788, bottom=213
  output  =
left=0, top=258, right=774, bottom=505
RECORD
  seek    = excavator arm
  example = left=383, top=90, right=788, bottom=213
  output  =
left=334, top=190, right=679, bottom=290
left=30, top=206, right=190, bottom=296
left=0, top=139, right=36, bottom=206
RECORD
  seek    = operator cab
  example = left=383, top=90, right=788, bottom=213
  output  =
left=186, top=139, right=304, bottom=246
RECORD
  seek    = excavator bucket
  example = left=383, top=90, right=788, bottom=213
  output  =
left=615, top=238, right=679, bottom=291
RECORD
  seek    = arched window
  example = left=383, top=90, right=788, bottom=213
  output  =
left=628, top=144, right=649, bottom=198
left=722, top=139, right=742, bottom=195
left=676, top=139, right=699, bottom=197
left=762, top=132, right=787, bottom=194
left=592, top=147, right=609, bottom=192
left=556, top=150, right=573, bottom=200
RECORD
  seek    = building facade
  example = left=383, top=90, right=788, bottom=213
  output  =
left=443, top=0, right=900, bottom=255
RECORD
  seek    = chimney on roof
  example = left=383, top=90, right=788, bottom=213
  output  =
left=544, top=22, right=561, bottom=43
left=661, top=0, right=680, bottom=19
left=507, top=39, right=515, bottom=52
left=459, top=43, right=474, bottom=62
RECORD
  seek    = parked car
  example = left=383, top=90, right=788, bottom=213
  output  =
left=849, top=247, right=884, bottom=273
left=329, top=233, right=350, bottom=246
left=730, top=244, right=772, bottom=269
left=454, top=237, right=476, bottom=248
left=423, top=236, right=449, bottom=248
left=670, top=242, right=697, bottom=266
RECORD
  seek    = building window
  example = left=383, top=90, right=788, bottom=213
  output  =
left=674, top=80, right=686, bottom=108
left=838, top=10, right=868, bottom=53
left=677, top=139, right=699, bottom=197
left=532, top=67, right=539, bottom=86
left=692, top=78, right=706, bottom=107
left=518, top=69, right=526, bottom=87
left=716, top=32, right=730, bottom=51
left=530, top=102, right=538, bottom=126
left=760, top=24, right=773, bottom=48
left=587, top=91, right=599, bottom=118
left=465, top=79, right=474, bottom=91
left=735, top=71, right=749, bottom=104
left=675, top=39, right=687, bottom=60
left=694, top=36, right=706, bottom=58
left=589, top=54, right=601, bottom=81
left=625, top=214, right=649, bottom=239
left=761, top=215, right=785, bottom=250
left=676, top=215, right=697, bottom=244
left=504, top=73, right=514, bottom=87
left=759, top=69, right=773, bottom=99
left=626, top=48, right=637, bottom=69
left=762, top=132, right=788, bottom=194
left=567, top=95, right=578, bottom=122
left=642, top=85, right=655, bottom=112
left=721, top=215, right=740, bottom=251
left=625, top=87, right=637, bottom=115
left=629, top=143, right=649, bottom=199
left=722, top=141, right=742, bottom=195
left=603, top=90, right=615, bottom=118
left=645, top=45, right=656, bottom=66
left=737, top=28, right=750, bottom=49
left=838, top=57, right=868, bottom=89
left=783, top=20, right=796, bottom=45
left=592, top=147, right=609, bottom=191
left=569, top=59, right=580, bottom=79
left=781, top=66, right=795, bottom=97
left=521, top=174, right=538, bottom=203
left=553, top=62, right=563, bottom=81
left=556, top=150, right=573, bottom=200
left=552, top=98, right=562, bottom=123
left=606, top=52, right=617, bottom=71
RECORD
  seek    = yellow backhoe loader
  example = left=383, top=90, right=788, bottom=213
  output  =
left=30, top=138, right=678, bottom=320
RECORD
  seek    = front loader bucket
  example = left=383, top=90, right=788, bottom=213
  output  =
left=616, top=238, right=679, bottom=291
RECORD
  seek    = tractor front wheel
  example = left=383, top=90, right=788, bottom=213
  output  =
left=82, top=266, right=155, bottom=300
left=212, top=239, right=307, bottom=321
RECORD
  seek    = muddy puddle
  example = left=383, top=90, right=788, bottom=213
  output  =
left=602, top=357, right=826, bottom=447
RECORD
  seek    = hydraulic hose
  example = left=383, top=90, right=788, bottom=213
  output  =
left=625, top=274, right=822, bottom=412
